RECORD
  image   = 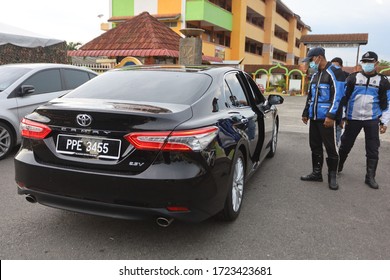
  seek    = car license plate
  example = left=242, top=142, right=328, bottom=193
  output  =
left=56, top=134, right=121, bottom=160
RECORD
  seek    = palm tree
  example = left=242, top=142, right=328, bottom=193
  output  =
left=67, top=42, right=82, bottom=51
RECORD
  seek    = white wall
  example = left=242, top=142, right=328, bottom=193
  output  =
left=289, top=79, right=301, bottom=91
left=134, top=0, right=158, bottom=15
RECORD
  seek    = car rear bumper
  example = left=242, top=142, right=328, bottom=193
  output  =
left=17, top=187, right=210, bottom=222
left=15, top=150, right=231, bottom=222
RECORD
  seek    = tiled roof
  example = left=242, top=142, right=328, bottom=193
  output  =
left=301, top=33, right=368, bottom=44
left=78, top=12, right=181, bottom=54
left=108, top=13, right=181, bottom=22
left=67, top=49, right=223, bottom=63
left=68, top=49, right=179, bottom=57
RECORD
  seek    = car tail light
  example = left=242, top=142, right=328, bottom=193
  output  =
left=124, top=126, right=218, bottom=152
left=20, top=118, right=52, bottom=139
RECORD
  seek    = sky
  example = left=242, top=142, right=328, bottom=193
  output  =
left=1, top=0, right=389, bottom=66
left=282, top=0, right=390, bottom=65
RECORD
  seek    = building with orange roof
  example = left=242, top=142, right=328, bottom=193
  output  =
left=104, top=0, right=311, bottom=65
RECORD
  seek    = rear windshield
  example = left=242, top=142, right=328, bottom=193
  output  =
left=64, top=70, right=213, bottom=105
left=0, top=66, right=30, bottom=91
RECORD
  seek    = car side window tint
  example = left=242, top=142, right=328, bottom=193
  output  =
left=23, top=69, right=62, bottom=94
left=225, top=73, right=249, bottom=107
left=88, top=73, right=97, bottom=80
left=63, top=69, right=92, bottom=90
left=245, top=74, right=266, bottom=104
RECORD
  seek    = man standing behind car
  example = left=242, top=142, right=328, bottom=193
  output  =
left=330, top=57, right=349, bottom=146
left=300, top=47, right=346, bottom=190
left=338, top=51, right=390, bottom=189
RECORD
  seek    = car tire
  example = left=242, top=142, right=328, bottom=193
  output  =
left=266, top=119, right=278, bottom=158
left=0, top=122, right=15, bottom=160
left=221, top=150, right=245, bottom=221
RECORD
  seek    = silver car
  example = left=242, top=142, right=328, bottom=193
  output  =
left=0, top=63, right=97, bottom=159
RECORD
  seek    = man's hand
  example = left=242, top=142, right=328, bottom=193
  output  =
left=380, top=125, right=387, bottom=134
left=302, top=117, right=308, bottom=125
left=323, top=117, right=335, bottom=128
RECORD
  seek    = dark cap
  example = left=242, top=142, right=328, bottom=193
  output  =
left=331, top=57, right=343, bottom=67
left=360, top=51, right=378, bottom=62
left=302, top=47, right=325, bottom=62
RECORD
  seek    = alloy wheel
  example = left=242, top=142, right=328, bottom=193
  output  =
left=232, top=157, right=244, bottom=212
left=0, top=126, right=12, bottom=158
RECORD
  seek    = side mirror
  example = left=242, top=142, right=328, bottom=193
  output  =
left=20, top=85, right=35, bottom=96
left=268, top=94, right=284, bottom=105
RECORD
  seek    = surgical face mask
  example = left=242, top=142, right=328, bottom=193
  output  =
left=309, top=57, right=320, bottom=71
left=361, top=63, right=375, bottom=73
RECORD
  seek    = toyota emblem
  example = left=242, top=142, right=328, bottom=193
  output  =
left=76, top=114, right=92, bottom=127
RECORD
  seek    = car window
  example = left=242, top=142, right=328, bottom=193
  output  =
left=88, top=73, right=97, bottom=79
left=64, top=70, right=212, bottom=105
left=62, top=69, right=93, bottom=90
left=0, top=67, right=30, bottom=91
left=245, top=74, right=266, bottom=104
left=225, top=72, right=249, bottom=107
left=23, top=69, right=62, bottom=94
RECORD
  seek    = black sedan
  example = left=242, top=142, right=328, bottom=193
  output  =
left=15, top=66, right=283, bottom=226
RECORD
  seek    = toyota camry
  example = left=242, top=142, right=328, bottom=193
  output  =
left=15, top=66, right=283, bottom=226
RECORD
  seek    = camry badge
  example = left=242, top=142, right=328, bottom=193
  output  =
left=76, top=114, right=92, bottom=127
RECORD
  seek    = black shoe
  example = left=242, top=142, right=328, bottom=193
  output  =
left=328, top=171, right=339, bottom=190
left=365, top=176, right=379, bottom=189
left=301, top=172, right=323, bottom=182
left=327, top=158, right=339, bottom=190
left=365, top=158, right=379, bottom=189
left=301, top=153, right=323, bottom=182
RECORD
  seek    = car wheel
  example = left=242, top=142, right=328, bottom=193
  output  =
left=0, top=122, right=15, bottom=160
left=267, top=119, right=278, bottom=158
left=221, top=150, right=245, bottom=221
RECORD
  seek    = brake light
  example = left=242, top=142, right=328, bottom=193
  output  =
left=20, top=118, right=52, bottom=139
left=124, top=126, right=218, bottom=151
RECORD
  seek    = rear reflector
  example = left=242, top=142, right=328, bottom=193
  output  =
left=20, top=118, right=52, bottom=140
left=124, top=126, right=218, bottom=152
left=166, top=206, right=190, bottom=212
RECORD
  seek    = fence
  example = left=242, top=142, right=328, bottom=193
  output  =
left=72, top=63, right=115, bottom=74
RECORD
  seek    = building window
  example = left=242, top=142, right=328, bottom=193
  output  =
left=245, top=38, right=263, bottom=56
left=295, top=38, right=301, bottom=48
left=275, top=3, right=291, bottom=21
left=208, top=0, right=232, bottom=12
left=274, top=25, right=288, bottom=42
left=246, top=7, right=265, bottom=29
left=273, top=48, right=287, bottom=62
left=164, top=21, right=178, bottom=28
left=215, top=31, right=231, bottom=47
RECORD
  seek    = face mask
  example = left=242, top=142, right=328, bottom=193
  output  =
left=361, top=63, right=375, bottom=73
left=309, top=57, right=319, bottom=71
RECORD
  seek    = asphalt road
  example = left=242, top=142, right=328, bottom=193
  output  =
left=1, top=96, right=389, bottom=260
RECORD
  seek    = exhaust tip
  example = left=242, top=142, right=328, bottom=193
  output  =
left=25, top=195, right=37, bottom=203
left=156, top=217, right=174, bottom=227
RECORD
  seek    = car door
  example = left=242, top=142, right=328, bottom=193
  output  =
left=243, top=73, right=275, bottom=163
left=14, top=69, right=69, bottom=121
left=224, top=72, right=259, bottom=162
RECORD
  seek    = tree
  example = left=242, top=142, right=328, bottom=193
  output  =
left=67, top=42, right=82, bottom=51
left=378, top=60, right=390, bottom=66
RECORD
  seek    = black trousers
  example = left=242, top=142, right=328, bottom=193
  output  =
left=339, top=119, right=380, bottom=160
left=309, top=120, right=338, bottom=160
